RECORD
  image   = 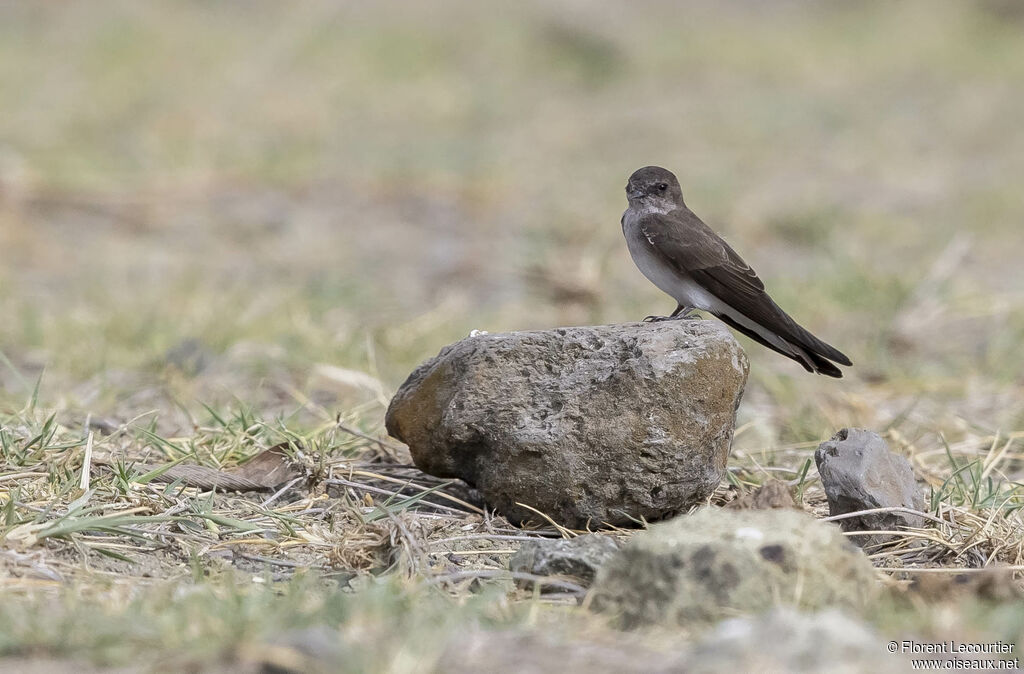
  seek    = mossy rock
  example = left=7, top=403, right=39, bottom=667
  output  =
left=590, top=508, right=879, bottom=627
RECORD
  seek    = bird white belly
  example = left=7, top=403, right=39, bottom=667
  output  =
left=622, top=208, right=800, bottom=357
left=626, top=237, right=797, bottom=353
left=623, top=219, right=716, bottom=311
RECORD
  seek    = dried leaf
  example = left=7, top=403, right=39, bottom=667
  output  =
left=148, top=443, right=302, bottom=491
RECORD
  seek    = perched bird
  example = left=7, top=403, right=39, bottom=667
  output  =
left=622, top=166, right=852, bottom=377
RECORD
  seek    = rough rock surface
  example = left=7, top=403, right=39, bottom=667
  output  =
left=686, top=609, right=911, bottom=674
left=814, top=428, right=924, bottom=547
left=385, top=321, right=749, bottom=527
left=509, top=534, right=621, bottom=587
left=590, top=507, right=878, bottom=626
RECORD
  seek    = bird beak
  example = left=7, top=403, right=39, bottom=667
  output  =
left=627, top=188, right=643, bottom=200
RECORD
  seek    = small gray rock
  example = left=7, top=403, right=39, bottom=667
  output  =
left=589, top=508, right=878, bottom=627
left=686, top=609, right=910, bottom=674
left=509, top=534, right=621, bottom=587
left=814, top=428, right=924, bottom=547
left=385, top=321, right=748, bottom=528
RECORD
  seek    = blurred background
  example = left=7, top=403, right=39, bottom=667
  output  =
left=0, top=0, right=1022, bottom=451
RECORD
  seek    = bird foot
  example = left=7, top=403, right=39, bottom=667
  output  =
left=643, top=308, right=701, bottom=322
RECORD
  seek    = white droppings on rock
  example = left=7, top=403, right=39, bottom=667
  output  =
left=734, top=527, right=765, bottom=542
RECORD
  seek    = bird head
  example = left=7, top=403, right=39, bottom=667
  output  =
left=626, top=166, right=684, bottom=210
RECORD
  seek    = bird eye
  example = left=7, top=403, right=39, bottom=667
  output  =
left=657, top=183, right=668, bottom=191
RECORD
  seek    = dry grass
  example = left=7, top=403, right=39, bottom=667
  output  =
left=0, top=407, right=570, bottom=592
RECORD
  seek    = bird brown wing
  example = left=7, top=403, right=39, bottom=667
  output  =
left=637, top=208, right=765, bottom=291
left=638, top=208, right=852, bottom=372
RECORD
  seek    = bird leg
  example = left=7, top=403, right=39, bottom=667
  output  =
left=643, top=304, right=700, bottom=322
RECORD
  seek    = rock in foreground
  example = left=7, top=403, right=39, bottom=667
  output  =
left=436, top=630, right=689, bottom=674
left=686, top=609, right=910, bottom=674
left=385, top=321, right=748, bottom=527
left=435, top=609, right=906, bottom=674
left=590, top=508, right=878, bottom=627
left=814, top=428, right=924, bottom=547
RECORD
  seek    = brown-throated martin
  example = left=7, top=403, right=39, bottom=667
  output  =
left=622, top=166, right=852, bottom=377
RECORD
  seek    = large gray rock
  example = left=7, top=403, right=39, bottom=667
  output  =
left=589, top=508, right=879, bottom=627
left=385, top=321, right=749, bottom=527
left=814, top=428, right=924, bottom=547
left=509, top=534, right=621, bottom=588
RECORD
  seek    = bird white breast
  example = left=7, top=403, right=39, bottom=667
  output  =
left=622, top=207, right=718, bottom=312
left=623, top=207, right=799, bottom=356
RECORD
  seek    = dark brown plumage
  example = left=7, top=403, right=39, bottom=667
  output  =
left=622, top=166, right=852, bottom=377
